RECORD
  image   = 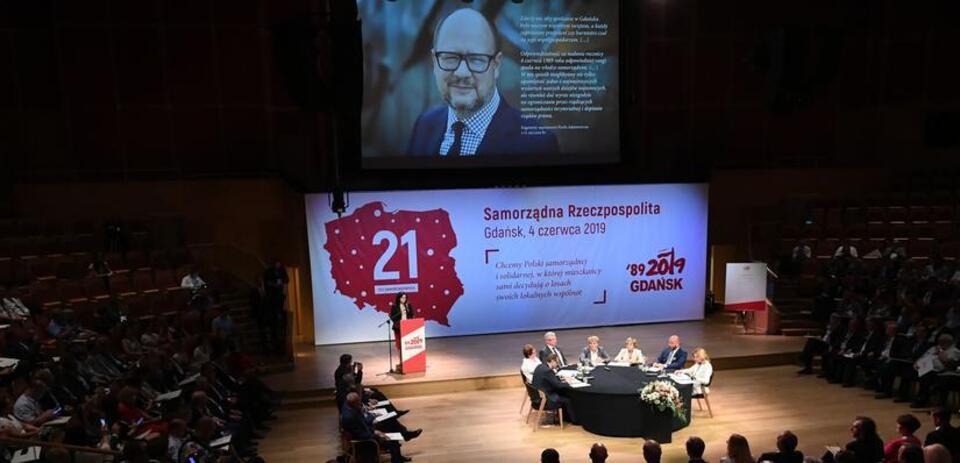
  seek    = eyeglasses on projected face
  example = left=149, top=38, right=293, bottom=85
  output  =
left=434, top=51, right=497, bottom=73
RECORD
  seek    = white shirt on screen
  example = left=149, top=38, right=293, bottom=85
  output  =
left=439, top=91, right=500, bottom=156
left=521, top=357, right=541, bottom=383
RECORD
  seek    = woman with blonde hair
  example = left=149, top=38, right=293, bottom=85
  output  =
left=676, top=347, right=714, bottom=396
left=613, top=337, right=644, bottom=364
left=579, top=335, right=610, bottom=366
left=721, top=433, right=756, bottom=463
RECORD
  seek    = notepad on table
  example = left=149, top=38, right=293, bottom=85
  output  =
left=374, top=411, right=397, bottom=424
left=569, top=381, right=592, bottom=388
left=607, top=362, right=631, bottom=367
left=368, top=408, right=388, bottom=416
left=372, top=399, right=391, bottom=408
left=384, top=432, right=404, bottom=441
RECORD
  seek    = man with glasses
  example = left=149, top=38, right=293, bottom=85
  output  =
left=407, top=8, right=558, bottom=157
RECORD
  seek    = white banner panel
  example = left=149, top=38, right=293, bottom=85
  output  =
left=306, top=184, right=708, bottom=345
left=724, top=263, right=768, bottom=312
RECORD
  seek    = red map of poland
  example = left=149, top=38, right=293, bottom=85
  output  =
left=324, top=201, right=464, bottom=326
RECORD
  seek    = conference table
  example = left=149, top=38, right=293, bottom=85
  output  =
left=564, top=365, right=693, bottom=442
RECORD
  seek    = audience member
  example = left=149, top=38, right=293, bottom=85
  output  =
left=844, top=416, right=885, bottom=463
left=798, top=314, right=846, bottom=375
left=759, top=430, right=803, bottom=463
left=589, top=443, right=608, bottom=463
left=655, top=335, right=687, bottom=370
left=884, top=414, right=922, bottom=463
left=14, top=380, right=58, bottom=426
left=907, top=333, right=960, bottom=407
left=613, top=337, right=644, bottom=364
left=925, top=407, right=960, bottom=461
left=722, top=434, right=755, bottom=463
left=541, top=448, right=560, bottom=463
left=539, top=332, right=568, bottom=367
left=579, top=336, right=610, bottom=366
left=897, top=444, right=924, bottom=463
left=687, top=436, right=707, bottom=463
left=340, top=392, right=408, bottom=463
left=643, top=440, right=662, bottom=463
left=923, top=444, right=952, bottom=463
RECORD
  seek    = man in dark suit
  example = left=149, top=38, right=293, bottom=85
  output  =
left=925, top=407, right=960, bottom=462
left=798, top=313, right=846, bottom=374
left=655, top=335, right=687, bottom=370
left=758, top=430, right=804, bottom=463
left=822, top=318, right=865, bottom=382
left=406, top=8, right=559, bottom=158
left=539, top=331, right=568, bottom=367
left=340, top=392, right=409, bottom=463
left=840, top=318, right=886, bottom=386
left=532, top=354, right=576, bottom=423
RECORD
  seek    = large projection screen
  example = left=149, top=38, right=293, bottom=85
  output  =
left=306, top=184, right=707, bottom=345
left=359, top=0, right=621, bottom=168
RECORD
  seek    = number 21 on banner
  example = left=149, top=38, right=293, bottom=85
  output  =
left=372, top=230, right=418, bottom=281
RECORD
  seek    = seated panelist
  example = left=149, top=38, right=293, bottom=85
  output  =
left=539, top=331, right=568, bottom=367
left=675, top=347, right=713, bottom=396
left=613, top=337, right=645, bottom=364
left=654, top=335, right=687, bottom=370
left=579, top=336, right=610, bottom=366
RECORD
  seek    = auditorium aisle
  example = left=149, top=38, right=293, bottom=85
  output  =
left=259, top=364, right=935, bottom=462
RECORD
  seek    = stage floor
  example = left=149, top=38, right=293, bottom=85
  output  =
left=265, top=312, right=805, bottom=393
left=259, top=364, right=933, bottom=463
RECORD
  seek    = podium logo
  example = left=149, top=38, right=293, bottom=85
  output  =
left=404, top=335, right=425, bottom=352
left=324, top=201, right=465, bottom=326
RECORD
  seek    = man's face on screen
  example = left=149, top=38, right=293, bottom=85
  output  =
left=433, top=10, right=500, bottom=117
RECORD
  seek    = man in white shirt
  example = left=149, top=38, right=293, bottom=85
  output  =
left=538, top=332, right=567, bottom=367
left=521, top=344, right=541, bottom=383
left=911, top=334, right=960, bottom=407
left=180, top=270, right=206, bottom=290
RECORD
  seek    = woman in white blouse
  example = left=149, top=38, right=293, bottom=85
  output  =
left=614, top=337, right=645, bottom=364
left=676, top=347, right=713, bottom=396
left=520, top=344, right=541, bottom=383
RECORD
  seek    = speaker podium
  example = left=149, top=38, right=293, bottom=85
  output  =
left=399, top=318, right=426, bottom=374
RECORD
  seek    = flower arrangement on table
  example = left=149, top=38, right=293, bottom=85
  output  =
left=638, top=380, right=686, bottom=423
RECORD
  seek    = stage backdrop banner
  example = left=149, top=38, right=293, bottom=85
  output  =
left=306, top=184, right=708, bottom=345
left=723, top=263, right=768, bottom=312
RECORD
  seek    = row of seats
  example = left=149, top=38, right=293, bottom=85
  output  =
left=25, top=267, right=193, bottom=307
left=0, top=219, right=100, bottom=238
left=807, top=204, right=958, bottom=224
left=0, top=248, right=193, bottom=286
left=784, top=218, right=957, bottom=241
left=780, top=238, right=959, bottom=261
left=0, top=233, right=150, bottom=259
